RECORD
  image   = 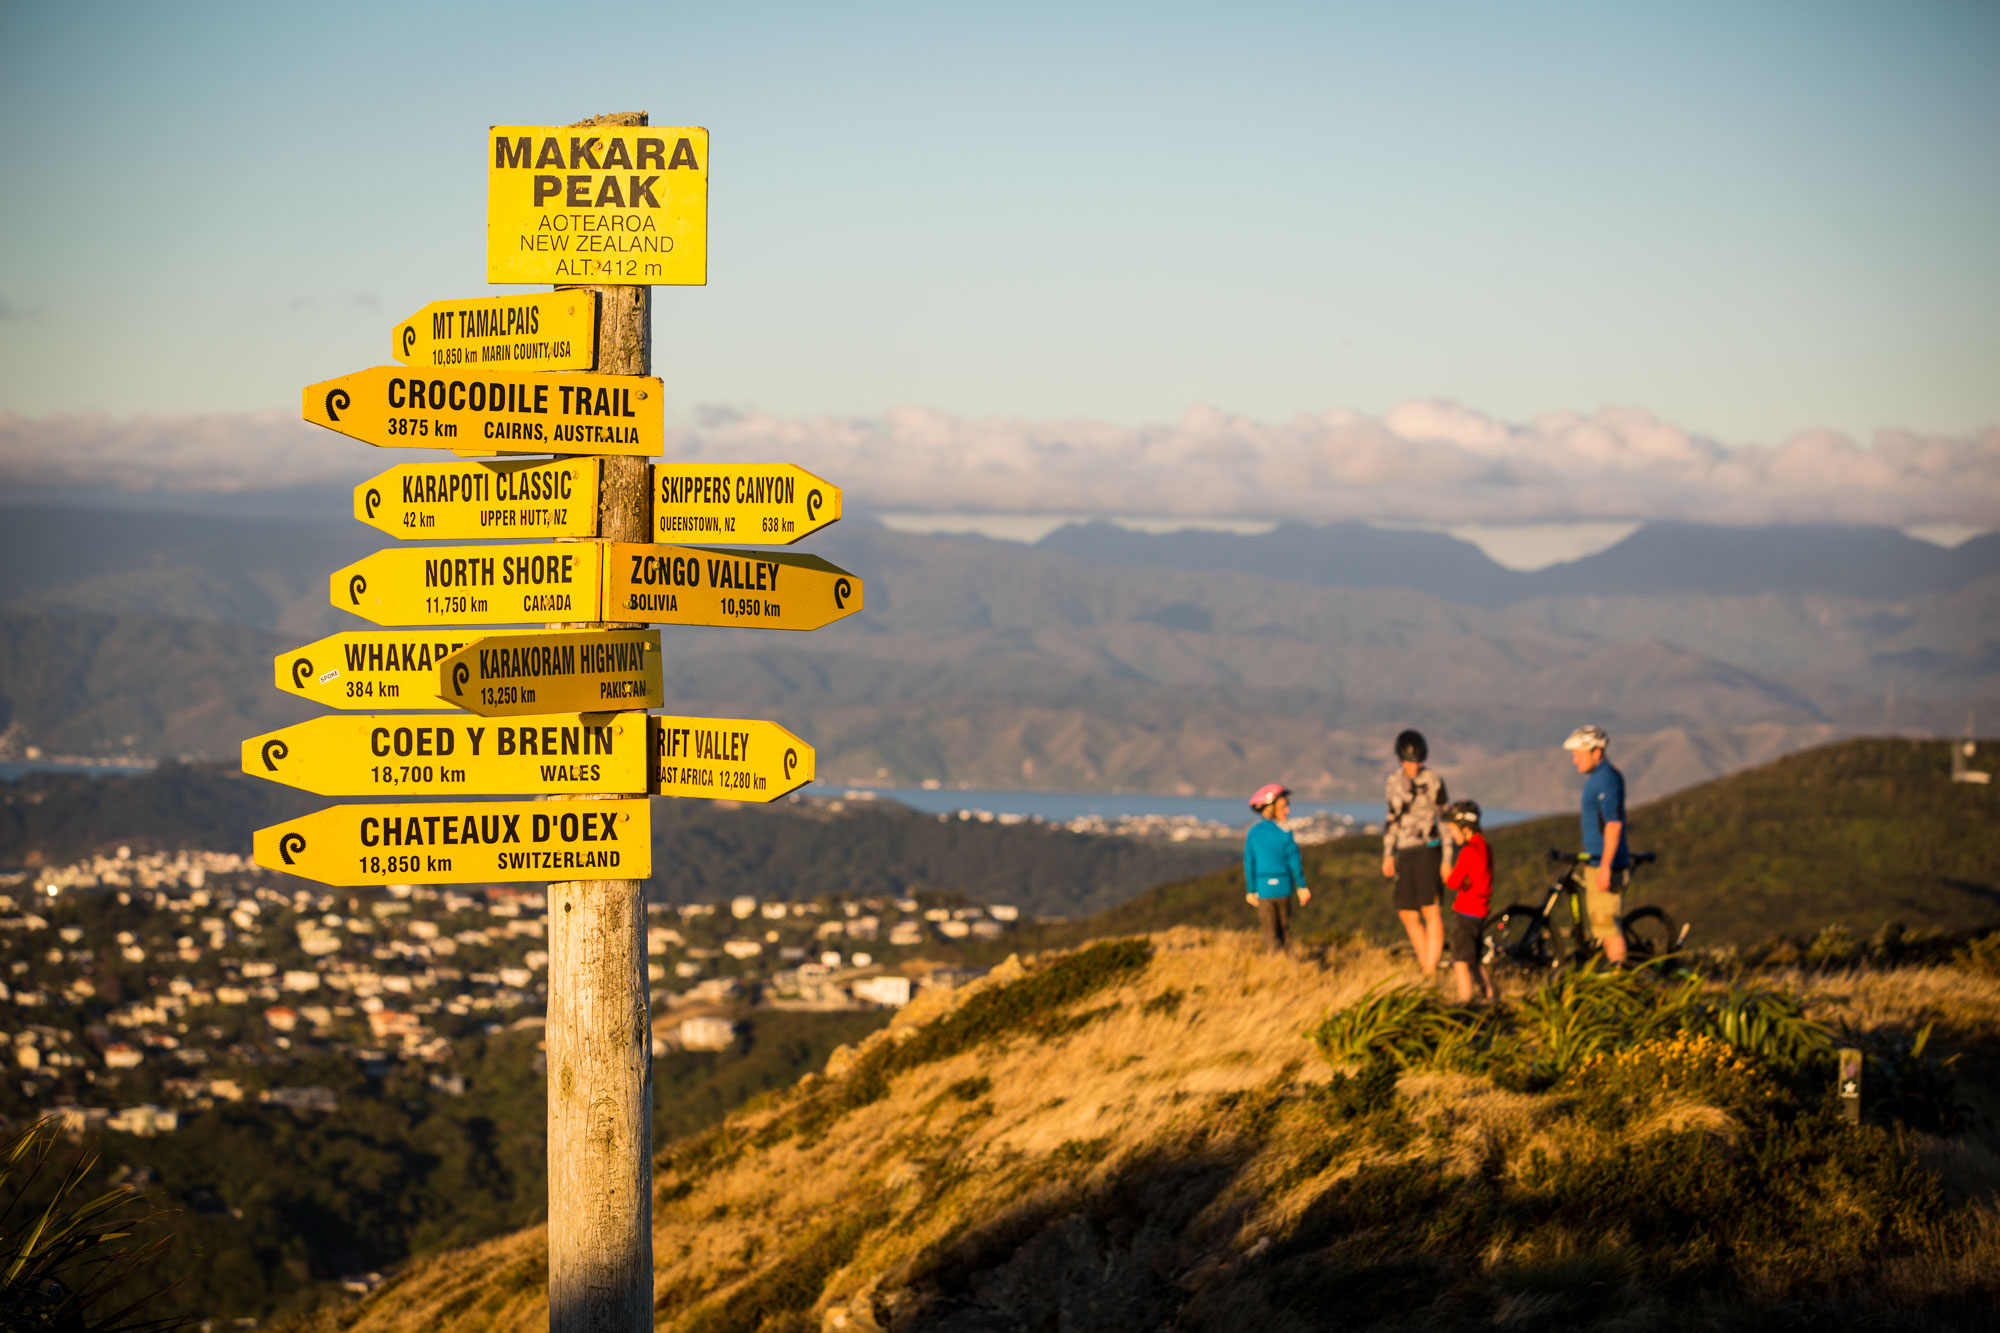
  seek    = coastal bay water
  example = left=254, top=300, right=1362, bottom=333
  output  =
left=851, top=786, right=1541, bottom=831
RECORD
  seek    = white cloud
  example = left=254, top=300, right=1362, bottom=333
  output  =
left=3, top=402, right=1996, bottom=528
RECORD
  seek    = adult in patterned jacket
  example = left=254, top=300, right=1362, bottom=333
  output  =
left=1381, top=728, right=1449, bottom=976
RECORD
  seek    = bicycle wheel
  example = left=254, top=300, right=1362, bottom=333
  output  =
left=1482, top=905, right=1554, bottom=970
left=1619, top=906, right=1676, bottom=964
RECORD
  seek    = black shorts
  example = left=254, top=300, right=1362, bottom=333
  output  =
left=1448, top=909, right=1484, bottom=964
left=1392, top=844, right=1443, bottom=912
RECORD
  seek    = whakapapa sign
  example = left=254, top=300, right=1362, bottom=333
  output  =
left=488, top=125, right=707, bottom=285
left=356, top=459, right=599, bottom=540
left=331, top=543, right=604, bottom=627
left=603, top=543, right=863, bottom=632
left=276, top=629, right=545, bottom=709
left=242, top=713, right=648, bottom=797
left=254, top=799, right=650, bottom=886
left=394, top=292, right=597, bottom=372
left=653, top=464, right=841, bottom=545
left=650, top=715, right=814, bottom=803
left=440, top=629, right=662, bottom=717
left=303, top=366, right=663, bottom=456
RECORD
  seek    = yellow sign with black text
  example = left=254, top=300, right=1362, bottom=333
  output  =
left=602, top=543, right=863, bottom=632
left=303, top=366, right=663, bottom=456
left=394, top=292, right=597, bottom=372
left=254, top=799, right=650, bottom=886
left=275, top=630, right=543, bottom=709
left=242, top=713, right=647, bottom=797
left=652, top=464, right=841, bottom=545
left=487, top=125, right=707, bottom=285
left=440, top=629, right=662, bottom=717
left=650, top=715, right=814, bottom=802
left=356, top=459, right=600, bottom=540
left=332, top=543, right=605, bottom=627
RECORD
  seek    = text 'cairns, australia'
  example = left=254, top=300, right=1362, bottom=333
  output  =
left=488, top=125, right=707, bottom=285
left=254, top=799, right=651, bottom=886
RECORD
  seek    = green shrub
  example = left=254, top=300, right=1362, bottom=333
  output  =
left=1954, top=930, right=2000, bottom=979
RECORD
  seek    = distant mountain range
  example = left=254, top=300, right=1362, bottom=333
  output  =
left=1038, top=518, right=2000, bottom=605
left=1, top=504, right=1993, bottom=807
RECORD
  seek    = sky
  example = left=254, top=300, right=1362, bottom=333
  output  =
left=1, top=0, right=1996, bottom=546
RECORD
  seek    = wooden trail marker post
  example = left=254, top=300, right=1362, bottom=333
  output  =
left=257, top=108, right=853, bottom=1332
left=544, top=108, right=656, bottom=1333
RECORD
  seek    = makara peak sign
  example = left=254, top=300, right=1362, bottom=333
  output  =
left=394, top=292, right=597, bottom=372
left=254, top=799, right=650, bottom=886
left=440, top=629, right=663, bottom=717
left=303, top=366, right=663, bottom=456
left=653, top=464, right=841, bottom=545
left=488, top=124, right=708, bottom=285
left=356, top=459, right=599, bottom=540
left=242, top=713, right=648, bottom=797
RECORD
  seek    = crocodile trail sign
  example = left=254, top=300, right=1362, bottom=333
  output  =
left=302, top=366, right=664, bottom=456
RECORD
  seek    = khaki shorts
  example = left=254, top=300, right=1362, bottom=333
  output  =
left=1584, top=867, right=1630, bottom=942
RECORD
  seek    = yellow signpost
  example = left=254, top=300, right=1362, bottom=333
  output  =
left=488, top=125, right=708, bottom=286
left=356, top=459, right=600, bottom=539
left=242, top=713, right=648, bottom=797
left=394, top=292, right=598, bottom=372
left=440, top=629, right=662, bottom=716
left=650, top=715, right=814, bottom=802
left=332, top=543, right=606, bottom=626
left=652, top=464, right=842, bottom=545
left=602, top=543, right=863, bottom=631
left=302, top=366, right=664, bottom=456
left=254, top=799, right=651, bottom=886
left=275, top=630, right=545, bottom=709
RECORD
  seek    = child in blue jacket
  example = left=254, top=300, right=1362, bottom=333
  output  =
left=1244, top=783, right=1311, bottom=953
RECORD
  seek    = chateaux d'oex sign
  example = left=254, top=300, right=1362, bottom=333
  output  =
left=253, top=119, right=856, bottom=886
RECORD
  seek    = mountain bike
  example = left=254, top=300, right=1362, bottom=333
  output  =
left=1479, top=850, right=1683, bottom=973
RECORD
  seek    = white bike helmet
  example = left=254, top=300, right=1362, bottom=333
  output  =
left=1562, top=724, right=1610, bottom=752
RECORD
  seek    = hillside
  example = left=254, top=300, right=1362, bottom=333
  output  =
left=302, top=932, right=2000, bottom=1331
left=1009, top=737, right=2000, bottom=950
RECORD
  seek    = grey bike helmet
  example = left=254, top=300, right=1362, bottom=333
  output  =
left=1444, top=800, right=1482, bottom=828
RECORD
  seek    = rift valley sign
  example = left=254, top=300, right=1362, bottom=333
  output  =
left=488, top=125, right=708, bottom=285
left=302, top=366, right=663, bottom=455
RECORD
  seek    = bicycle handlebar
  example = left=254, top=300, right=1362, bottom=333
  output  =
left=1546, top=848, right=1657, bottom=867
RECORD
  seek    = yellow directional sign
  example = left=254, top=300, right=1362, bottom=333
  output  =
left=440, top=630, right=662, bottom=717
left=488, top=125, right=707, bottom=286
left=255, top=799, right=650, bottom=886
left=356, top=459, right=599, bottom=540
left=394, top=292, right=598, bottom=372
left=276, top=630, right=543, bottom=709
left=651, top=715, right=814, bottom=802
left=242, top=714, right=648, bottom=797
left=652, top=464, right=841, bottom=545
left=332, top=543, right=605, bottom=627
left=302, top=366, right=664, bottom=456
left=602, top=544, right=863, bottom=632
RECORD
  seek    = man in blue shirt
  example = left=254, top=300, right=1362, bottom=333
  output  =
left=1243, top=783, right=1311, bottom=953
left=1563, top=724, right=1629, bottom=964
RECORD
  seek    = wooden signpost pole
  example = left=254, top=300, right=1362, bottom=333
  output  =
left=545, top=110, right=655, bottom=1333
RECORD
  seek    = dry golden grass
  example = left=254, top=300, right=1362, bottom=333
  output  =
left=312, top=931, right=2000, bottom=1333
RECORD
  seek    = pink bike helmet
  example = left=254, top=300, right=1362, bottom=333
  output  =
left=1247, top=783, right=1291, bottom=812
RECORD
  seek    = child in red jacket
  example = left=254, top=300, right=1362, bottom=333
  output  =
left=1442, top=802, right=1496, bottom=1003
